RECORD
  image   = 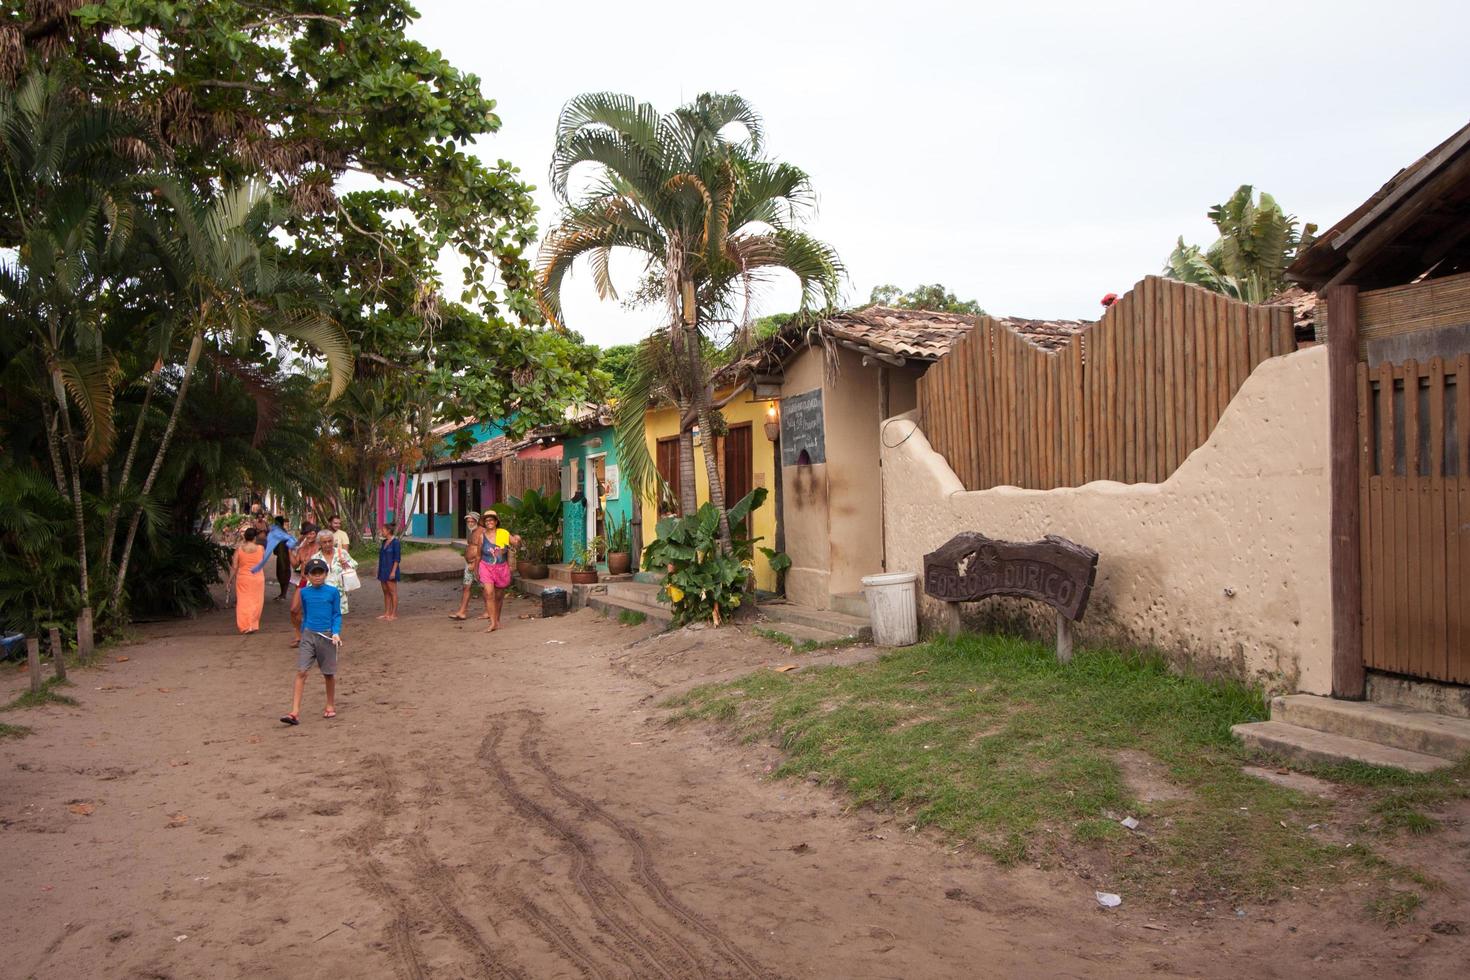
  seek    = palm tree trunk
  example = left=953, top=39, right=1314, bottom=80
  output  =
left=103, top=363, right=160, bottom=566
left=110, top=333, right=204, bottom=610
left=675, top=393, right=698, bottom=516
left=50, top=366, right=94, bottom=658
left=696, top=399, right=733, bottom=551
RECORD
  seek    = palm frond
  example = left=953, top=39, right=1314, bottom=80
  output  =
left=56, top=353, right=122, bottom=464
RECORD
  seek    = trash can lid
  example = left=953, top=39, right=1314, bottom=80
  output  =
left=861, top=572, right=918, bottom=587
left=542, top=587, right=566, bottom=595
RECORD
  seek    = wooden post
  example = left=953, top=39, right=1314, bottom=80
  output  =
left=26, top=637, right=42, bottom=694
left=1327, top=284, right=1366, bottom=699
left=48, top=627, right=65, bottom=681
left=941, top=602, right=961, bottom=639
left=76, top=607, right=94, bottom=662
left=1056, top=613, right=1074, bottom=663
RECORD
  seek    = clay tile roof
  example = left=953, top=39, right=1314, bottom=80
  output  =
left=822, top=306, right=977, bottom=360
left=984, top=314, right=1094, bottom=352
left=431, top=434, right=530, bottom=466
left=715, top=305, right=1092, bottom=387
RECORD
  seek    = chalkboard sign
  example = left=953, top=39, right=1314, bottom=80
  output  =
left=780, top=388, right=826, bottom=466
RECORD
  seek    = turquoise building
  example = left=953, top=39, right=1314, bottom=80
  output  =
left=558, top=415, right=634, bottom=569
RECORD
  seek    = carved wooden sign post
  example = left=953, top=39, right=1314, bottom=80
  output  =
left=922, top=532, right=1099, bottom=662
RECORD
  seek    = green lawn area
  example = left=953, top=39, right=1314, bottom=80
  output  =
left=665, top=633, right=1470, bottom=916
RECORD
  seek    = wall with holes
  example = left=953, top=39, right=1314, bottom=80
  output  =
left=882, top=346, right=1333, bottom=694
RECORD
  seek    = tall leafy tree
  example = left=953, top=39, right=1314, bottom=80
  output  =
left=868, top=283, right=984, bottom=315
left=538, top=92, right=842, bottom=549
left=1165, top=185, right=1316, bottom=304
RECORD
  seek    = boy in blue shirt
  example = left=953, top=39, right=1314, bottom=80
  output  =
left=282, top=558, right=342, bottom=725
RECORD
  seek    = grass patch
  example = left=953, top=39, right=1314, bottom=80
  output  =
left=1367, top=889, right=1423, bottom=927
left=0, top=721, right=32, bottom=739
left=666, top=631, right=1460, bottom=910
left=753, top=626, right=861, bottom=654
left=2, top=676, right=78, bottom=711
left=618, top=609, right=648, bottom=627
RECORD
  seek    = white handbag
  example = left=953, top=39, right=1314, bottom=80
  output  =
left=341, top=562, right=362, bottom=592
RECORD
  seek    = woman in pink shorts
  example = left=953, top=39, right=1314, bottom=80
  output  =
left=469, top=511, right=518, bottom=632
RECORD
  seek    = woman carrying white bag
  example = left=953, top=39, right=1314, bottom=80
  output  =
left=314, top=534, right=361, bottom=615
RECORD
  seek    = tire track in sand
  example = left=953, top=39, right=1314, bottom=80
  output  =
left=517, top=715, right=771, bottom=979
left=349, top=757, right=427, bottom=980
left=482, top=716, right=679, bottom=978
left=481, top=710, right=773, bottom=979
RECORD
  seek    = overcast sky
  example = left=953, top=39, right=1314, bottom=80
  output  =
left=405, top=0, right=1470, bottom=348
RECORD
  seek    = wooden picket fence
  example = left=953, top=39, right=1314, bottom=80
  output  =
left=917, top=276, right=1297, bottom=490
left=503, top=457, right=561, bottom=501
left=1357, top=354, right=1470, bottom=684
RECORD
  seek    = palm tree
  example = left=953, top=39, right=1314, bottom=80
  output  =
left=0, top=70, right=142, bottom=654
left=537, top=92, right=841, bottom=549
left=1165, top=185, right=1316, bottom=304
left=106, top=177, right=353, bottom=610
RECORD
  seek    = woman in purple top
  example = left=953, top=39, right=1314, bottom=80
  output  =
left=376, top=522, right=401, bottom=621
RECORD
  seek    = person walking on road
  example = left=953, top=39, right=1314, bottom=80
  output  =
left=228, top=526, right=266, bottom=634
left=470, top=510, right=519, bottom=633
left=328, top=514, right=350, bottom=552
left=451, top=512, right=481, bottom=620
left=282, top=557, right=341, bottom=725
left=315, top=532, right=359, bottom=616
left=287, top=530, right=319, bottom=648
left=376, top=522, right=401, bottom=621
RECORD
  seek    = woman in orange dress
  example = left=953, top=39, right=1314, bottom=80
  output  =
left=228, top=527, right=266, bottom=634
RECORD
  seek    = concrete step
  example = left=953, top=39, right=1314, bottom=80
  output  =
left=831, top=591, right=868, bottom=619
left=1367, top=673, right=1470, bottom=720
left=759, top=601, right=871, bottom=640
left=1231, top=721, right=1453, bottom=773
left=1272, top=694, right=1470, bottom=761
left=586, top=593, right=672, bottom=627
left=604, top=581, right=668, bottom=606
left=755, top=621, right=854, bottom=648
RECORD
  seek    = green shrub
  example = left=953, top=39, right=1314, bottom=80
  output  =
left=643, top=488, right=788, bottom=626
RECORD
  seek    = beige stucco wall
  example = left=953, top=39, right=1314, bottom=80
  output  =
left=779, top=349, right=831, bottom=608
left=881, top=345, right=1333, bottom=695
left=780, top=347, right=927, bottom=608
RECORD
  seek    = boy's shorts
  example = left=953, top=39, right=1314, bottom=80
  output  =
left=298, top=631, right=338, bottom=675
left=463, top=561, right=477, bottom=587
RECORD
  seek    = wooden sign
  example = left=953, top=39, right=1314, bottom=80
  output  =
left=924, top=532, right=1098, bottom=621
left=779, top=388, right=826, bottom=466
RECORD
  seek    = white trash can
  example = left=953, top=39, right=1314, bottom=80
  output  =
left=861, top=571, right=919, bottom=647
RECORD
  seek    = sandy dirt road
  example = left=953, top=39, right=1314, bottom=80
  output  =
left=1, top=579, right=1465, bottom=979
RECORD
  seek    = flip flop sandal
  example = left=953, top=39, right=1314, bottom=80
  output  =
left=280, top=713, right=300, bottom=726
left=449, top=614, right=466, bottom=620
left=323, top=710, right=337, bottom=719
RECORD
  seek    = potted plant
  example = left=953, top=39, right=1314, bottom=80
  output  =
left=503, top=488, right=560, bottom=580
left=605, top=515, right=632, bottom=575
left=569, top=536, right=604, bottom=584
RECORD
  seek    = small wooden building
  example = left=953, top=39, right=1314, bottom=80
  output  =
left=1287, top=117, right=1470, bottom=695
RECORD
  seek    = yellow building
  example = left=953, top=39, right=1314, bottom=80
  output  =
left=641, top=386, right=782, bottom=590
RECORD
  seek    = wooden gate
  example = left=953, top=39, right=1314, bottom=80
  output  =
left=1357, top=354, right=1470, bottom=683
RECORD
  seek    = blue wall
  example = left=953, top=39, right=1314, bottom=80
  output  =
left=559, top=425, right=634, bottom=567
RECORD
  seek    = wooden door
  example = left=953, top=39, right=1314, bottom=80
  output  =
left=656, top=436, right=681, bottom=515
left=456, top=478, right=467, bottom=538
left=1359, top=356, right=1470, bottom=683
left=723, top=423, right=753, bottom=534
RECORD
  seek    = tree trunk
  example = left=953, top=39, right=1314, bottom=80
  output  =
left=49, top=366, right=94, bottom=658
left=110, top=333, right=204, bottom=611
left=104, top=363, right=160, bottom=566
left=696, top=400, right=733, bottom=552
left=675, top=393, right=698, bottom=516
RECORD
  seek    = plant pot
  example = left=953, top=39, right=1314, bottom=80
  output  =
left=569, top=569, right=599, bottom=585
left=606, top=551, right=631, bottom=575
left=517, top=561, right=549, bottom=580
